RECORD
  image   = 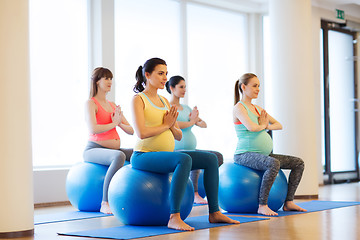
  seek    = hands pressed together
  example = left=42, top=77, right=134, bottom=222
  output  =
left=258, top=109, right=269, bottom=129
left=111, top=105, right=123, bottom=126
left=164, top=105, right=179, bottom=128
left=189, top=106, right=200, bottom=124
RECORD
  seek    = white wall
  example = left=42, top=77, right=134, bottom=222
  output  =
left=311, top=6, right=360, bottom=184
left=33, top=169, right=69, bottom=204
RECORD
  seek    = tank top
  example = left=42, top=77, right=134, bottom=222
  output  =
left=134, top=92, right=175, bottom=152
left=174, top=104, right=197, bottom=150
left=234, top=101, right=273, bottom=156
left=88, top=97, right=120, bottom=141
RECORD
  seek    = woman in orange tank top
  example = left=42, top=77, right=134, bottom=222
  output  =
left=84, top=67, right=134, bottom=214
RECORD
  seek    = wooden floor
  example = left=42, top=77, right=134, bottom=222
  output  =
left=23, top=183, right=360, bottom=240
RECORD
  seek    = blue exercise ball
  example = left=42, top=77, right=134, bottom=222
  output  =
left=218, top=162, right=288, bottom=213
left=66, top=162, right=108, bottom=211
left=108, top=165, right=194, bottom=226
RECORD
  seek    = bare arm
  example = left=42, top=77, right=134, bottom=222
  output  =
left=132, top=95, right=179, bottom=139
left=195, top=118, right=207, bottom=128
left=85, top=99, right=118, bottom=134
left=233, top=103, right=268, bottom=132
left=119, top=114, right=135, bottom=135
left=112, top=103, right=134, bottom=135
left=266, top=114, right=282, bottom=130
left=254, top=105, right=282, bottom=131
left=164, top=98, right=182, bottom=141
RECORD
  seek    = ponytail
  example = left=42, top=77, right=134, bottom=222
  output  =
left=234, top=79, right=240, bottom=105
left=165, top=81, right=171, bottom=93
left=134, top=66, right=145, bottom=93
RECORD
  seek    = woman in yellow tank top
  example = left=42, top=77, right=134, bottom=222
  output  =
left=131, top=58, right=239, bottom=231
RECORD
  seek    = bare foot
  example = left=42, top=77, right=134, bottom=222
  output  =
left=194, top=192, right=207, bottom=204
left=209, top=211, right=240, bottom=224
left=283, top=201, right=307, bottom=212
left=168, top=213, right=195, bottom=231
left=258, top=205, right=278, bottom=216
left=100, top=201, right=112, bottom=214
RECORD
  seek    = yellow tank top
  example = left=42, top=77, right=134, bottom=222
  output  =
left=134, top=92, right=175, bottom=152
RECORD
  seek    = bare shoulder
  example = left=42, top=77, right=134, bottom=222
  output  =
left=86, top=99, right=96, bottom=108
left=234, top=102, right=246, bottom=113
left=132, top=94, right=145, bottom=106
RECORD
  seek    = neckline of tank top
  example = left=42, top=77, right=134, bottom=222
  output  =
left=141, top=92, right=168, bottom=110
left=92, top=97, right=115, bottom=113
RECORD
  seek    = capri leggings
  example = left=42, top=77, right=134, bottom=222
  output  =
left=234, top=152, right=304, bottom=205
left=130, top=150, right=220, bottom=214
left=83, top=141, right=133, bottom=202
left=185, top=150, right=223, bottom=192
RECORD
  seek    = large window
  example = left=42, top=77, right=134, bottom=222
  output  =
left=30, top=0, right=248, bottom=167
left=187, top=4, right=247, bottom=161
left=114, top=0, right=182, bottom=148
left=30, top=0, right=89, bottom=167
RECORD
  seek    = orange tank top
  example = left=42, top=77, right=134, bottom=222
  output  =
left=89, top=97, right=120, bottom=141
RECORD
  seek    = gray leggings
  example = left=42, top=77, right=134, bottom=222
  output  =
left=83, top=141, right=133, bottom=202
left=187, top=150, right=224, bottom=192
left=234, top=152, right=304, bottom=205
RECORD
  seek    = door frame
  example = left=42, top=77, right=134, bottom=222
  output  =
left=321, top=19, right=359, bottom=184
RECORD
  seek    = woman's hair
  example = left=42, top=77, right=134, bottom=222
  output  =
left=134, top=57, right=167, bottom=93
left=234, top=73, right=257, bottom=105
left=90, top=67, right=113, bottom=98
left=165, top=75, right=185, bottom=94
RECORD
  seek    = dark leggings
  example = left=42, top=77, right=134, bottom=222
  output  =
left=234, top=152, right=304, bottom=205
left=131, top=150, right=220, bottom=214
left=186, top=150, right=223, bottom=192
left=83, top=141, right=133, bottom=202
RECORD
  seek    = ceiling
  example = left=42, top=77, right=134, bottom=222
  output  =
left=190, top=0, right=360, bottom=18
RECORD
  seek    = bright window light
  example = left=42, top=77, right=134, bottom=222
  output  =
left=29, top=0, right=89, bottom=168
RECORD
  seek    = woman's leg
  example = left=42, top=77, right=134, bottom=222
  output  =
left=131, top=151, right=192, bottom=214
left=234, top=152, right=280, bottom=215
left=120, top=148, right=133, bottom=165
left=190, top=150, right=223, bottom=204
left=131, top=151, right=195, bottom=231
left=182, top=150, right=239, bottom=224
left=83, top=143, right=126, bottom=213
left=269, top=154, right=306, bottom=212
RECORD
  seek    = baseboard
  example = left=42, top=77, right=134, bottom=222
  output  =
left=294, top=194, right=319, bottom=199
left=34, top=201, right=71, bottom=208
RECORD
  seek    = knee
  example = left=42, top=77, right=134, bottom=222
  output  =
left=296, top=158, right=305, bottom=171
left=215, top=152, right=224, bottom=167
left=268, top=158, right=281, bottom=171
left=207, top=152, right=219, bottom=167
left=112, top=151, right=126, bottom=167
left=180, top=154, right=192, bottom=170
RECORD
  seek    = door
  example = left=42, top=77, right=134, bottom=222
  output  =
left=321, top=20, right=359, bottom=184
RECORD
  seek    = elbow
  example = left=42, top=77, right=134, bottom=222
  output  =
left=138, top=132, right=149, bottom=139
left=175, top=132, right=182, bottom=141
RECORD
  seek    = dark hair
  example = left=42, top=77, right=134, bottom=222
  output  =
left=90, top=67, right=113, bottom=98
left=165, top=75, right=185, bottom=94
left=234, top=73, right=257, bottom=105
left=134, top=58, right=167, bottom=93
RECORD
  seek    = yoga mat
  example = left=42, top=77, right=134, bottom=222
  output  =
left=58, top=215, right=269, bottom=239
left=225, top=200, right=360, bottom=217
left=35, top=211, right=112, bottom=225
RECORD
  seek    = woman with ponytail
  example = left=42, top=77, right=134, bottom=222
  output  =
left=233, top=73, right=306, bottom=216
left=131, top=58, right=239, bottom=231
left=84, top=67, right=134, bottom=214
left=165, top=75, right=224, bottom=205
